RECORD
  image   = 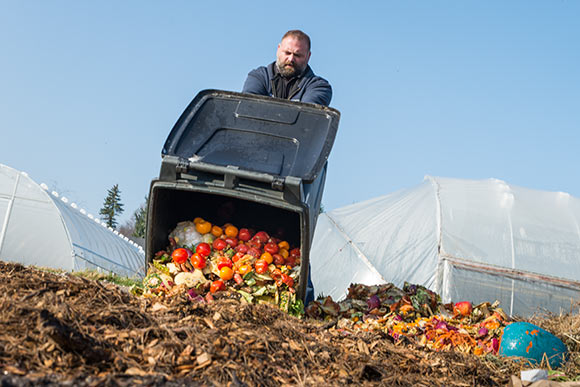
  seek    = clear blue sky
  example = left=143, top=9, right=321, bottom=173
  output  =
left=1, top=1, right=579, bottom=226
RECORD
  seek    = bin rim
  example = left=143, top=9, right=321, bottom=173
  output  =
left=161, top=89, right=341, bottom=183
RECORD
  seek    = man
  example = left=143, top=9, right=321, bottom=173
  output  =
left=243, top=31, right=332, bottom=306
left=242, top=30, right=332, bottom=106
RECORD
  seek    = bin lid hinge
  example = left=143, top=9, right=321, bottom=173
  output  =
left=271, top=176, right=285, bottom=191
left=159, top=155, right=183, bottom=181
left=283, top=176, right=303, bottom=203
left=176, top=158, right=189, bottom=174
left=224, top=166, right=239, bottom=189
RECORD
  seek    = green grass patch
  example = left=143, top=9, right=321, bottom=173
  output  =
left=35, top=266, right=142, bottom=288
left=70, top=270, right=142, bottom=288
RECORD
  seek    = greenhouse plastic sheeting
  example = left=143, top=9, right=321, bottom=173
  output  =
left=311, top=176, right=580, bottom=317
left=0, top=164, right=72, bottom=269
left=0, top=163, right=145, bottom=278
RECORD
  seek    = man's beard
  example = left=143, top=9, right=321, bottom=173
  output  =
left=276, top=59, right=305, bottom=78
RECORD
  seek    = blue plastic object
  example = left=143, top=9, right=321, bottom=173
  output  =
left=499, top=322, right=568, bottom=367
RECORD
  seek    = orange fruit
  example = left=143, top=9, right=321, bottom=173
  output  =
left=195, top=221, right=212, bottom=234
left=193, top=217, right=204, bottom=224
left=224, top=225, right=238, bottom=238
left=238, top=264, right=252, bottom=275
left=260, top=252, right=273, bottom=264
left=211, top=225, right=223, bottom=237
left=219, top=266, right=234, bottom=281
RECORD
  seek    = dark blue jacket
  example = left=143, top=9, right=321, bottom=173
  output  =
left=242, top=62, right=332, bottom=106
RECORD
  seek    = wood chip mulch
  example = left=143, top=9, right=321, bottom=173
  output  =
left=0, top=260, right=573, bottom=386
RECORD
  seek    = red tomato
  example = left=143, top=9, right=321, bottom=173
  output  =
left=225, top=237, right=238, bottom=248
left=232, top=251, right=245, bottom=263
left=247, top=247, right=261, bottom=258
left=238, top=228, right=251, bottom=242
left=285, top=255, right=297, bottom=268
left=196, top=242, right=211, bottom=257
left=247, top=239, right=262, bottom=250
left=255, top=259, right=269, bottom=274
left=212, top=238, right=227, bottom=251
left=190, top=253, right=206, bottom=269
left=235, top=244, right=249, bottom=254
left=271, top=268, right=282, bottom=279
left=172, top=248, right=189, bottom=264
left=290, top=248, right=301, bottom=258
left=217, top=256, right=233, bottom=270
left=281, top=273, right=294, bottom=288
left=453, top=301, right=473, bottom=316
left=253, top=231, right=269, bottom=244
left=273, top=254, right=285, bottom=266
left=264, top=242, right=279, bottom=255
left=210, top=280, right=225, bottom=293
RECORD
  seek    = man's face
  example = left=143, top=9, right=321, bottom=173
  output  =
left=276, top=36, right=311, bottom=78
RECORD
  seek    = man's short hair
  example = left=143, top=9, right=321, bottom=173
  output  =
left=282, top=30, right=311, bottom=52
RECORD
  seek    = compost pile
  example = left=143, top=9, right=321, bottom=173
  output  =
left=2, top=261, right=580, bottom=386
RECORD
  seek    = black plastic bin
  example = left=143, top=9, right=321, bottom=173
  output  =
left=145, top=89, right=340, bottom=302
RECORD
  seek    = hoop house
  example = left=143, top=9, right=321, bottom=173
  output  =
left=311, top=176, right=580, bottom=316
left=0, top=163, right=145, bottom=278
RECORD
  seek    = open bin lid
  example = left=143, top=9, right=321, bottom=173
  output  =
left=162, top=90, right=340, bottom=183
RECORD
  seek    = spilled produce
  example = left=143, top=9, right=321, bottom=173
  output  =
left=135, top=218, right=304, bottom=316
left=306, top=282, right=509, bottom=356
left=133, top=219, right=570, bottom=366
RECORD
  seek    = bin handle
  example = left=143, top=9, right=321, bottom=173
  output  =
left=182, top=159, right=278, bottom=185
left=160, top=155, right=303, bottom=202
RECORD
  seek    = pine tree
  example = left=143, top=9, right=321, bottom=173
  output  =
left=132, top=196, right=148, bottom=238
left=99, top=184, right=124, bottom=229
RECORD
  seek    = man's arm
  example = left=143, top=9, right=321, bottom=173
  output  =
left=242, top=67, right=270, bottom=96
left=300, top=78, right=332, bottom=107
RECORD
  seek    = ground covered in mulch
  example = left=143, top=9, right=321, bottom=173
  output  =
left=0, top=261, right=578, bottom=386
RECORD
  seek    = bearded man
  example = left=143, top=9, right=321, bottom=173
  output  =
left=242, top=30, right=332, bottom=106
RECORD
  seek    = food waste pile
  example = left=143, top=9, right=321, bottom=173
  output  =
left=139, top=218, right=507, bottom=358
left=305, top=283, right=507, bottom=357
left=137, top=218, right=304, bottom=316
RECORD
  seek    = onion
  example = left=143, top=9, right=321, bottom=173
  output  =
left=477, top=327, right=489, bottom=338
left=491, top=338, right=499, bottom=353
left=367, top=295, right=380, bottom=310
left=435, top=321, right=448, bottom=331
left=187, top=288, right=204, bottom=303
